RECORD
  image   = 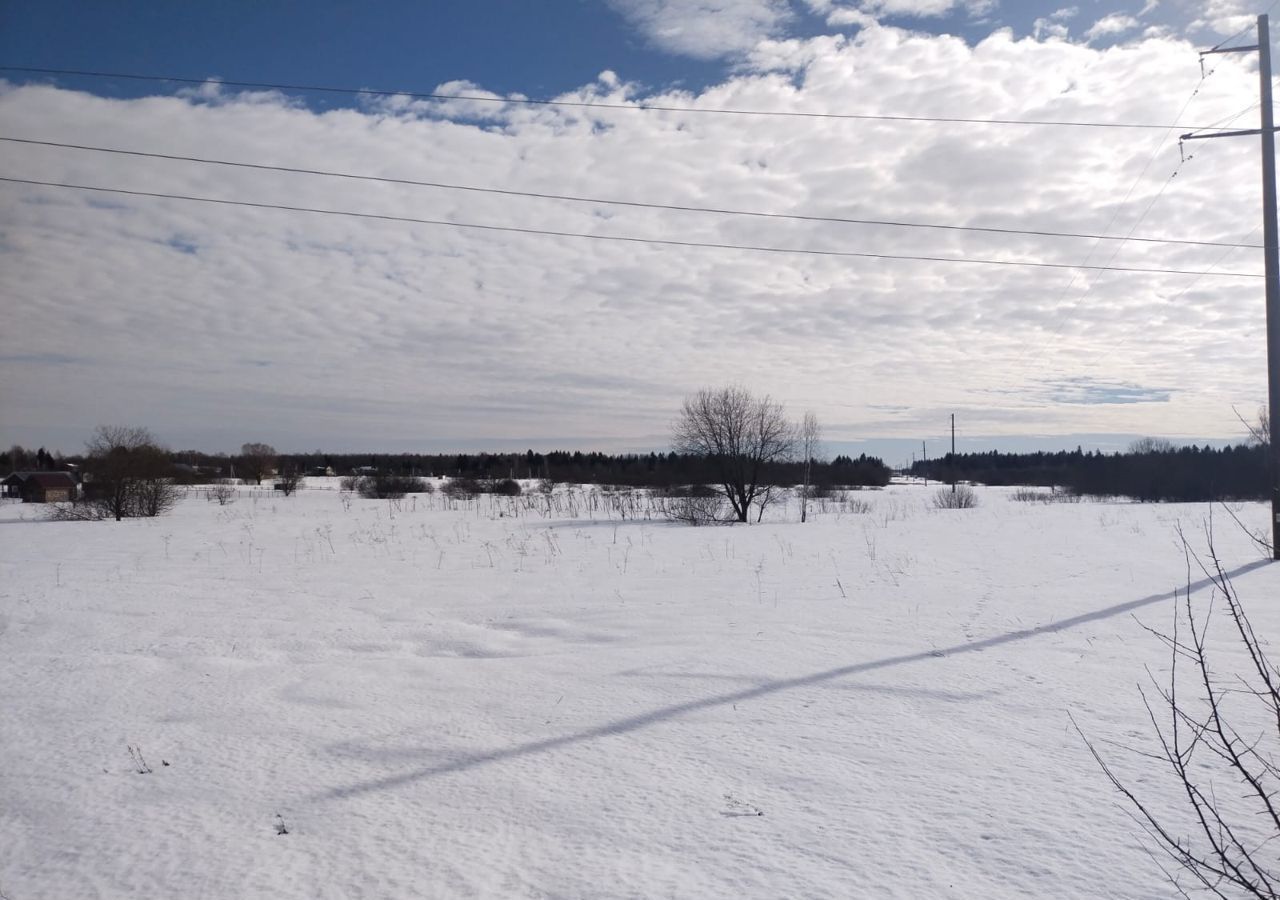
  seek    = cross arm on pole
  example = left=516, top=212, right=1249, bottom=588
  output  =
left=1182, top=127, right=1280, bottom=141
left=1201, top=45, right=1261, bottom=55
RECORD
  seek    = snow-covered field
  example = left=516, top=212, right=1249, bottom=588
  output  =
left=1, top=481, right=1276, bottom=899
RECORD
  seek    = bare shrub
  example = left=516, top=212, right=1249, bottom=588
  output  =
left=1009, top=487, right=1080, bottom=504
left=490, top=478, right=522, bottom=496
left=209, top=483, right=235, bottom=505
left=1010, top=487, right=1052, bottom=503
left=443, top=477, right=482, bottom=499
left=657, top=489, right=729, bottom=525
left=933, top=485, right=978, bottom=509
left=1078, top=535, right=1280, bottom=898
left=358, top=474, right=427, bottom=499
left=275, top=459, right=304, bottom=497
left=839, top=496, right=873, bottom=515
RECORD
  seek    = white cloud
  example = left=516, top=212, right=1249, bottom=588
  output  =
left=0, top=26, right=1267, bottom=451
left=1033, top=17, right=1069, bottom=40
left=605, top=0, right=794, bottom=59
left=825, top=7, right=880, bottom=27
left=1187, top=0, right=1255, bottom=38
left=1084, top=13, right=1140, bottom=41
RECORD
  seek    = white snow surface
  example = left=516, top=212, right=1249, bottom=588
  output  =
left=1, top=482, right=1276, bottom=899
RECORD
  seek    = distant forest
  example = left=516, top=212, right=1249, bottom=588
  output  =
left=910, top=442, right=1268, bottom=502
left=1, top=445, right=892, bottom=490
left=4, top=441, right=1269, bottom=501
left=235, top=450, right=892, bottom=490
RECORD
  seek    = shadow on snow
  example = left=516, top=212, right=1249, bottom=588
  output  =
left=318, top=558, right=1272, bottom=801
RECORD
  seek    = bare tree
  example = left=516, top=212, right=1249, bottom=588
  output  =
left=1128, top=436, right=1176, bottom=454
left=59, top=426, right=178, bottom=521
left=238, top=442, right=277, bottom=485
left=275, top=459, right=304, bottom=496
left=799, top=411, right=822, bottom=524
left=1235, top=405, right=1271, bottom=449
left=672, top=386, right=795, bottom=523
left=1078, top=532, right=1280, bottom=897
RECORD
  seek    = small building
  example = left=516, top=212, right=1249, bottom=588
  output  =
left=1, top=471, right=79, bottom=503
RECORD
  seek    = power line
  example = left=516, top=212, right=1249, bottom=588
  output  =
left=1018, top=63, right=1221, bottom=362
left=1166, top=223, right=1263, bottom=305
left=0, top=136, right=1258, bottom=250
left=1208, top=0, right=1280, bottom=51
left=0, top=66, right=1255, bottom=132
left=0, top=175, right=1264, bottom=278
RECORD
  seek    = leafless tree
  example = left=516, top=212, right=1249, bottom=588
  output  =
left=1129, top=436, right=1176, bottom=454
left=1235, top=405, right=1271, bottom=449
left=1077, top=532, right=1280, bottom=898
left=672, top=386, right=795, bottom=523
left=56, top=426, right=178, bottom=521
left=799, top=411, right=822, bottom=524
left=275, top=459, right=304, bottom=496
left=238, top=442, right=277, bottom=485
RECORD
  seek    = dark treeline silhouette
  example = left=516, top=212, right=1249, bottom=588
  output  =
left=1, top=445, right=61, bottom=471
left=112, top=448, right=891, bottom=490
left=910, top=443, right=1267, bottom=501
left=298, top=449, right=890, bottom=489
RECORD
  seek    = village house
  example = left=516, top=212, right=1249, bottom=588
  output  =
left=1, top=471, right=79, bottom=503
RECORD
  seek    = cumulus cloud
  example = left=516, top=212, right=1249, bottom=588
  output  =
left=0, top=25, right=1267, bottom=451
left=809, top=0, right=995, bottom=26
left=1084, top=13, right=1140, bottom=41
left=605, top=0, right=794, bottom=58
left=1187, top=0, right=1257, bottom=38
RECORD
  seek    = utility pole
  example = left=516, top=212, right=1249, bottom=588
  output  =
left=951, top=413, right=957, bottom=495
left=922, top=441, right=928, bottom=485
left=1182, top=14, right=1280, bottom=560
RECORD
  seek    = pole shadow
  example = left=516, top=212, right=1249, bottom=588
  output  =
left=318, top=558, right=1272, bottom=801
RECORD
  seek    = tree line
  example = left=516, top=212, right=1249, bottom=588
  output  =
left=911, top=441, right=1268, bottom=502
left=155, top=446, right=891, bottom=491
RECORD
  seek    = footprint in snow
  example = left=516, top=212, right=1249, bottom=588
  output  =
left=722, top=793, right=764, bottom=817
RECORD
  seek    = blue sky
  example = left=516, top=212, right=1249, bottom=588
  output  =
left=0, top=1, right=1274, bottom=462
left=1, top=0, right=1221, bottom=102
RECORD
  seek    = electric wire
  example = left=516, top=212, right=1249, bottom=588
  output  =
left=1014, top=63, right=1228, bottom=367
left=0, top=65, right=1256, bottom=132
left=0, top=136, right=1259, bottom=250
left=1208, top=0, right=1280, bottom=52
left=1165, top=223, right=1263, bottom=305
left=0, top=175, right=1263, bottom=278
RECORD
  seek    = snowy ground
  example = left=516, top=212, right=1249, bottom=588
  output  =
left=1, top=481, right=1276, bottom=899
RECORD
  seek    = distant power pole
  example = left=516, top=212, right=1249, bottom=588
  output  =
left=951, top=413, right=957, bottom=495
left=1182, top=14, right=1280, bottom=560
left=922, top=441, right=928, bottom=485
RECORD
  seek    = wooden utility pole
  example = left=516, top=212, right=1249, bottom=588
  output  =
left=1182, top=14, right=1280, bottom=560
left=951, top=413, right=957, bottom=495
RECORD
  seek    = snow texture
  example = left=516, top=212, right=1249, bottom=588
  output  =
left=1, top=481, right=1276, bottom=898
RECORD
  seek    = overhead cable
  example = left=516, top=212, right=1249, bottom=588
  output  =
left=0, top=175, right=1263, bottom=278
left=0, top=66, right=1254, bottom=131
left=0, top=136, right=1258, bottom=250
